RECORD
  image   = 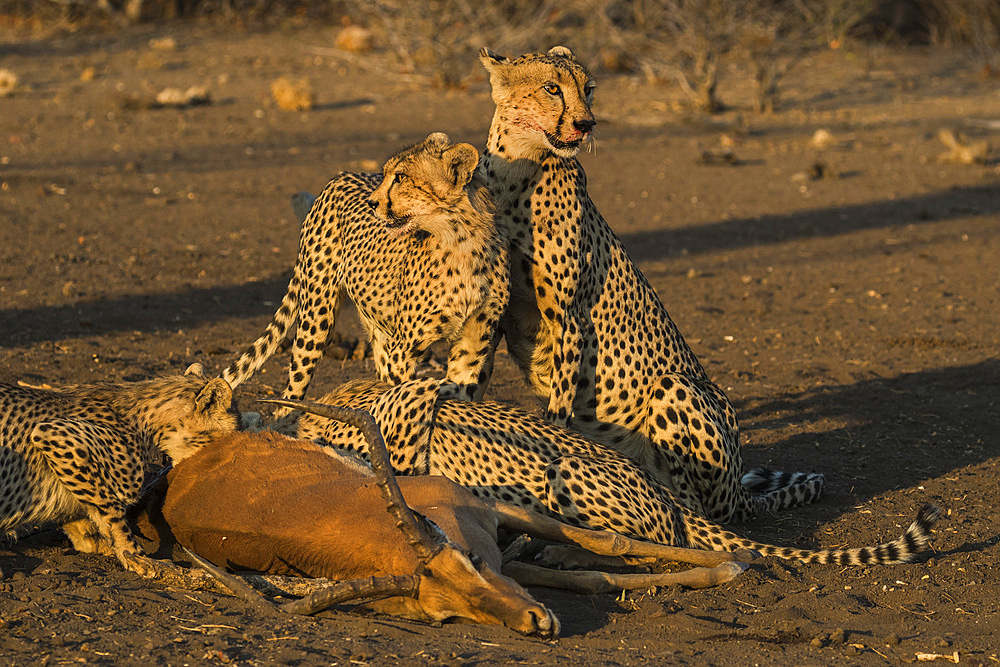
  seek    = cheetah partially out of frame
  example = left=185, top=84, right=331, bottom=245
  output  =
left=269, top=379, right=940, bottom=566
left=222, top=132, right=508, bottom=405
left=478, top=46, right=824, bottom=524
left=0, top=364, right=239, bottom=576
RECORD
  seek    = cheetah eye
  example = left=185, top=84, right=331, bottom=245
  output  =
left=543, top=83, right=560, bottom=96
left=584, top=83, right=596, bottom=97
left=393, top=172, right=407, bottom=184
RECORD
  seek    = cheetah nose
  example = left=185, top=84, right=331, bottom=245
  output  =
left=366, top=199, right=378, bottom=211
left=573, top=118, right=596, bottom=134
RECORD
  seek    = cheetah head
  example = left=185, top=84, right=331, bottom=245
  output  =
left=147, top=364, right=241, bottom=463
left=480, top=46, right=596, bottom=160
left=368, top=132, right=489, bottom=240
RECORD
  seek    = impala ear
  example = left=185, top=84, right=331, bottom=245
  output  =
left=443, top=143, right=479, bottom=187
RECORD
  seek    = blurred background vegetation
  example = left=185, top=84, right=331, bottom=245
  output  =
left=2, top=0, right=998, bottom=111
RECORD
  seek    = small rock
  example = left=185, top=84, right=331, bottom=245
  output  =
left=335, top=25, right=372, bottom=53
left=148, top=36, right=177, bottom=51
left=0, top=69, right=19, bottom=97
left=271, top=77, right=314, bottom=112
left=885, top=633, right=900, bottom=645
left=155, top=86, right=210, bottom=108
left=810, top=128, right=835, bottom=149
left=829, top=627, right=846, bottom=643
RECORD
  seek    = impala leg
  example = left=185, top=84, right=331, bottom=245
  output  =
left=502, top=561, right=748, bottom=594
left=491, top=501, right=757, bottom=566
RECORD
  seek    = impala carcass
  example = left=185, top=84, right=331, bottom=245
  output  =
left=132, top=406, right=747, bottom=635
left=269, top=378, right=941, bottom=566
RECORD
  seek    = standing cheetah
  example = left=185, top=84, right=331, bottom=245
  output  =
left=477, top=46, right=823, bottom=524
left=0, top=364, right=239, bottom=576
left=221, top=133, right=508, bottom=405
left=269, top=379, right=940, bottom=566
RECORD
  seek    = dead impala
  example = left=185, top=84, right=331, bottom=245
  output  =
left=132, top=405, right=747, bottom=634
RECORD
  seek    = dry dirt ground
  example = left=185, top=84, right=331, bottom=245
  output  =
left=2, top=22, right=1000, bottom=666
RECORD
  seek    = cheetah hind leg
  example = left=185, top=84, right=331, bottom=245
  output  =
left=62, top=517, right=115, bottom=557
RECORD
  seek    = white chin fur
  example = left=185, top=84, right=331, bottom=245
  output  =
left=547, top=142, right=581, bottom=159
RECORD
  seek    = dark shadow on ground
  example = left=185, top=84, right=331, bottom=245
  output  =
left=4, top=182, right=998, bottom=350
left=738, top=358, right=1000, bottom=503
left=618, top=183, right=1000, bottom=262
left=0, top=273, right=291, bottom=348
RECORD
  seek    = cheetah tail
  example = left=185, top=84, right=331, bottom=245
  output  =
left=741, top=467, right=822, bottom=494
left=220, top=280, right=300, bottom=389
left=744, top=469, right=827, bottom=518
left=685, top=504, right=942, bottom=566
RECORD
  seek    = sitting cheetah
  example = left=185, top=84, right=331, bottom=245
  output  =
left=0, top=364, right=239, bottom=576
left=222, top=132, right=508, bottom=404
left=477, top=46, right=823, bottom=523
left=268, top=379, right=940, bottom=565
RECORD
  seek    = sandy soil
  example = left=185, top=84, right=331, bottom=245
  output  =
left=1, top=22, right=999, bottom=666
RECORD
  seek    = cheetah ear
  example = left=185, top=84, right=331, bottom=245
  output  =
left=443, top=143, right=479, bottom=187
left=184, top=363, right=205, bottom=377
left=479, top=47, right=511, bottom=100
left=479, top=47, right=508, bottom=68
left=423, top=132, right=451, bottom=154
left=547, top=45, right=576, bottom=60
left=195, top=377, right=233, bottom=416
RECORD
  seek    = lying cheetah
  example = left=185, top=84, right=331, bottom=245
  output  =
left=477, top=46, right=823, bottom=524
left=0, top=364, right=239, bottom=575
left=269, top=379, right=940, bottom=565
left=222, top=132, right=508, bottom=404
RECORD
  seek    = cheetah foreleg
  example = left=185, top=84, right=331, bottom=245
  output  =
left=279, top=288, right=343, bottom=414
left=32, top=419, right=149, bottom=572
left=542, top=312, right=584, bottom=426
left=442, top=309, right=503, bottom=401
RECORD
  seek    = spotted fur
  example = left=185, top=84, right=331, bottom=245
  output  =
left=0, top=364, right=239, bottom=574
left=221, top=133, right=508, bottom=406
left=274, top=379, right=939, bottom=565
left=476, top=46, right=824, bottom=523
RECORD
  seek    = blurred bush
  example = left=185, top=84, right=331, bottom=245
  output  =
left=3, top=0, right=997, bottom=104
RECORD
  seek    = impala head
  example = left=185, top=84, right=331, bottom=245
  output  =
left=412, top=545, right=559, bottom=636
left=367, top=132, right=490, bottom=239
left=480, top=46, right=596, bottom=160
left=261, top=397, right=559, bottom=636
